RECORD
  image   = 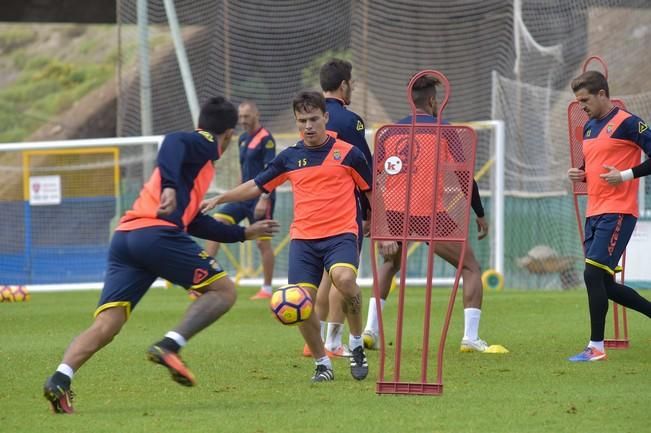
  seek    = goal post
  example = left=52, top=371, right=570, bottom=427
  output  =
left=0, top=125, right=504, bottom=292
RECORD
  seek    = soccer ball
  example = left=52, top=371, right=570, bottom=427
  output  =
left=0, top=286, right=14, bottom=302
left=269, top=285, right=313, bottom=325
left=11, top=285, right=31, bottom=302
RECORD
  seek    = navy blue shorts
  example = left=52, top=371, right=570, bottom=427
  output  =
left=214, top=196, right=275, bottom=225
left=96, top=226, right=226, bottom=318
left=584, top=213, right=636, bottom=274
left=288, top=233, right=359, bottom=289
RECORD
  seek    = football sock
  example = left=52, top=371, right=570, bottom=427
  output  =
left=463, top=308, right=481, bottom=341
left=315, top=355, right=332, bottom=370
left=56, top=363, right=74, bottom=380
left=261, top=284, right=272, bottom=294
left=320, top=321, right=326, bottom=342
left=588, top=340, right=605, bottom=352
left=349, top=334, right=363, bottom=350
left=325, top=323, right=344, bottom=350
left=584, top=265, right=608, bottom=341
left=365, top=297, right=385, bottom=334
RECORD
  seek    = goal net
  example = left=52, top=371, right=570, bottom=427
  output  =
left=3, top=1, right=650, bottom=289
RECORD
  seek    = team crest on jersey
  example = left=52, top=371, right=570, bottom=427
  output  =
left=198, top=130, right=214, bottom=142
left=356, top=120, right=364, bottom=131
left=333, top=150, right=341, bottom=160
left=640, top=121, right=648, bottom=134
left=606, top=124, right=614, bottom=134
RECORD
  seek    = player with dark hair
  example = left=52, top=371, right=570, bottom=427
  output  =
left=567, top=70, right=651, bottom=362
left=205, top=100, right=277, bottom=300
left=366, top=75, right=507, bottom=354
left=202, top=91, right=372, bottom=382
left=42, top=96, right=279, bottom=414
left=302, top=58, right=374, bottom=358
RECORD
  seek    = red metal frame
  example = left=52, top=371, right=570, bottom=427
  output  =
left=567, top=56, right=629, bottom=349
left=370, top=70, right=477, bottom=395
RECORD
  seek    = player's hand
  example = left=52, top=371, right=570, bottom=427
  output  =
left=245, top=219, right=280, bottom=240
left=362, top=219, right=371, bottom=237
left=157, top=187, right=177, bottom=217
left=378, top=240, right=399, bottom=258
left=567, top=167, right=586, bottom=183
left=600, top=164, right=623, bottom=185
left=254, top=196, right=268, bottom=220
left=200, top=196, right=221, bottom=214
left=476, top=216, right=489, bottom=240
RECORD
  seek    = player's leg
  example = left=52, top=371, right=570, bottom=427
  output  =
left=43, top=230, right=156, bottom=413
left=303, top=271, right=329, bottom=357
left=604, top=275, right=651, bottom=317
left=251, top=238, right=275, bottom=299
left=601, top=215, right=651, bottom=316
left=204, top=203, right=243, bottom=263
left=363, top=243, right=402, bottom=349
left=143, top=228, right=236, bottom=385
left=324, top=287, right=350, bottom=357
left=570, top=214, right=635, bottom=362
left=434, top=241, right=506, bottom=353
left=289, top=239, right=333, bottom=381
left=325, top=233, right=368, bottom=380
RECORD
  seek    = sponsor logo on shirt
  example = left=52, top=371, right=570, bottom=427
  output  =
left=585, top=129, right=592, bottom=138
left=356, top=120, right=364, bottom=131
left=640, top=121, right=648, bottom=134
left=265, top=139, right=275, bottom=149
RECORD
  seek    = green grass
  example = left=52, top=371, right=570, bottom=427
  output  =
left=1, top=288, right=650, bottom=432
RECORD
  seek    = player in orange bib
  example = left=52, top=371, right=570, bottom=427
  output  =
left=201, top=91, right=373, bottom=382
left=567, top=71, right=651, bottom=362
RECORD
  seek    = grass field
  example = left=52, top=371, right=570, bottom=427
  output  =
left=1, top=286, right=649, bottom=433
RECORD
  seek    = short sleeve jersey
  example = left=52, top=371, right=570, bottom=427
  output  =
left=583, top=107, right=651, bottom=217
left=254, top=136, right=372, bottom=239
left=117, top=130, right=220, bottom=231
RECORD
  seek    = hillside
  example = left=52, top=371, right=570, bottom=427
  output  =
left=0, top=23, right=120, bottom=142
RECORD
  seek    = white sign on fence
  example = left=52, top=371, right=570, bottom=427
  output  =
left=29, top=175, right=62, bottom=206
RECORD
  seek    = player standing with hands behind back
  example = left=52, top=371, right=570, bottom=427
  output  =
left=567, top=70, right=651, bottom=362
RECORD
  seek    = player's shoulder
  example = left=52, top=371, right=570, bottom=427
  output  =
left=619, top=109, right=646, bottom=127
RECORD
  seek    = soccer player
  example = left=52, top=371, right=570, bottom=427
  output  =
left=567, top=70, right=651, bottom=362
left=365, top=74, right=506, bottom=354
left=202, top=91, right=372, bottom=382
left=309, top=58, right=374, bottom=358
left=205, top=100, right=277, bottom=300
left=42, top=97, right=280, bottom=414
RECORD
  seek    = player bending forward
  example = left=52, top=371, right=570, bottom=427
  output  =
left=43, top=97, right=279, bottom=414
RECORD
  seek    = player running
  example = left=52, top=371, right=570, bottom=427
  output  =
left=42, top=97, right=279, bottom=414
left=567, top=70, right=651, bottom=362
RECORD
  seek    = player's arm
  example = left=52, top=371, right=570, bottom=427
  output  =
left=155, top=133, right=187, bottom=216
left=255, top=136, right=277, bottom=217
left=201, top=180, right=264, bottom=213
left=602, top=117, right=651, bottom=185
left=188, top=213, right=279, bottom=242
left=201, top=153, right=288, bottom=213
